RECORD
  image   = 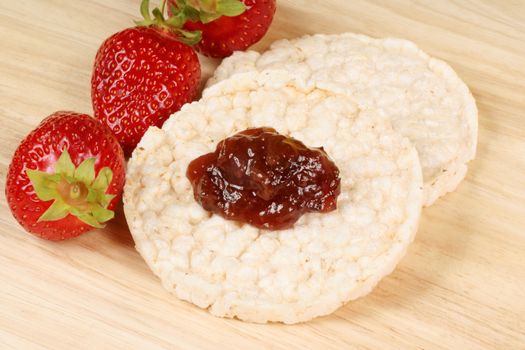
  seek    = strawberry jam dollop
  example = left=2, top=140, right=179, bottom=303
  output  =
left=186, top=127, right=341, bottom=230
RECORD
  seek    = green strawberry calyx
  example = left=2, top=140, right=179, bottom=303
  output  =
left=26, top=149, right=115, bottom=229
left=135, top=0, right=246, bottom=45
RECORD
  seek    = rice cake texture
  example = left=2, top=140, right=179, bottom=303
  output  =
left=124, top=71, right=423, bottom=324
left=207, top=33, right=478, bottom=206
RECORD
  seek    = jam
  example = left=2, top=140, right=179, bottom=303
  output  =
left=186, top=127, right=341, bottom=230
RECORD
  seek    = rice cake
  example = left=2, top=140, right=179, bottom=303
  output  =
left=124, top=71, right=423, bottom=323
left=208, top=33, right=478, bottom=206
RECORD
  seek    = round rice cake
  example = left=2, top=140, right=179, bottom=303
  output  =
left=207, top=33, right=478, bottom=206
left=124, top=71, right=423, bottom=324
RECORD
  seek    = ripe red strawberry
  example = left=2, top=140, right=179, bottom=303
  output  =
left=5, top=112, right=126, bottom=241
left=169, top=0, right=277, bottom=58
left=91, top=25, right=200, bottom=156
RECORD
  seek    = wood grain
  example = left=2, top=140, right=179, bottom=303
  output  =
left=1, top=1, right=524, bottom=349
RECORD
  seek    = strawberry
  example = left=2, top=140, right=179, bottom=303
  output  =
left=91, top=0, right=201, bottom=156
left=168, top=0, right=277, bottom=58
left=5, top=112, right=126, bottom=241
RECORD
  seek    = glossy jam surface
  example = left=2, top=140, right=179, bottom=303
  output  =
left=186, top=128, right=341, bottom=230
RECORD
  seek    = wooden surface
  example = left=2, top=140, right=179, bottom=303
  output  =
left=1, top=1, right=524, bottom=349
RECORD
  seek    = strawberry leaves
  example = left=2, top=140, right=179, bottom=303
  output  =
left=38, top=199, right=70, bottom=222
left=135, top=0, right=203, bottom=44
left=26, top=170, right=61, bottom=201
left=75, top=158, right=96, bottom=185
left=216, top=0, right=246, bottom=17
left=26, top=149, right=115, bottom=228
left=55, top=149, right=75, bottom=177
left=135, top=0, right=246, bottom=44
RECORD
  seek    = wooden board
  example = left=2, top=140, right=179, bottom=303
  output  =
left=1, top=1, right=524, bottom=348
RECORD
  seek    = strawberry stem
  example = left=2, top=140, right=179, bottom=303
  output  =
left=70, top=184, right=81, bottom=199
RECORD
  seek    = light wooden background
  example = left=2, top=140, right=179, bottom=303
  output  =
left=1, top=1, right=524, bottom=349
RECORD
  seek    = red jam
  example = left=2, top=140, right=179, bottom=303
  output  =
left=186, top=127, right=341, bottom=230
